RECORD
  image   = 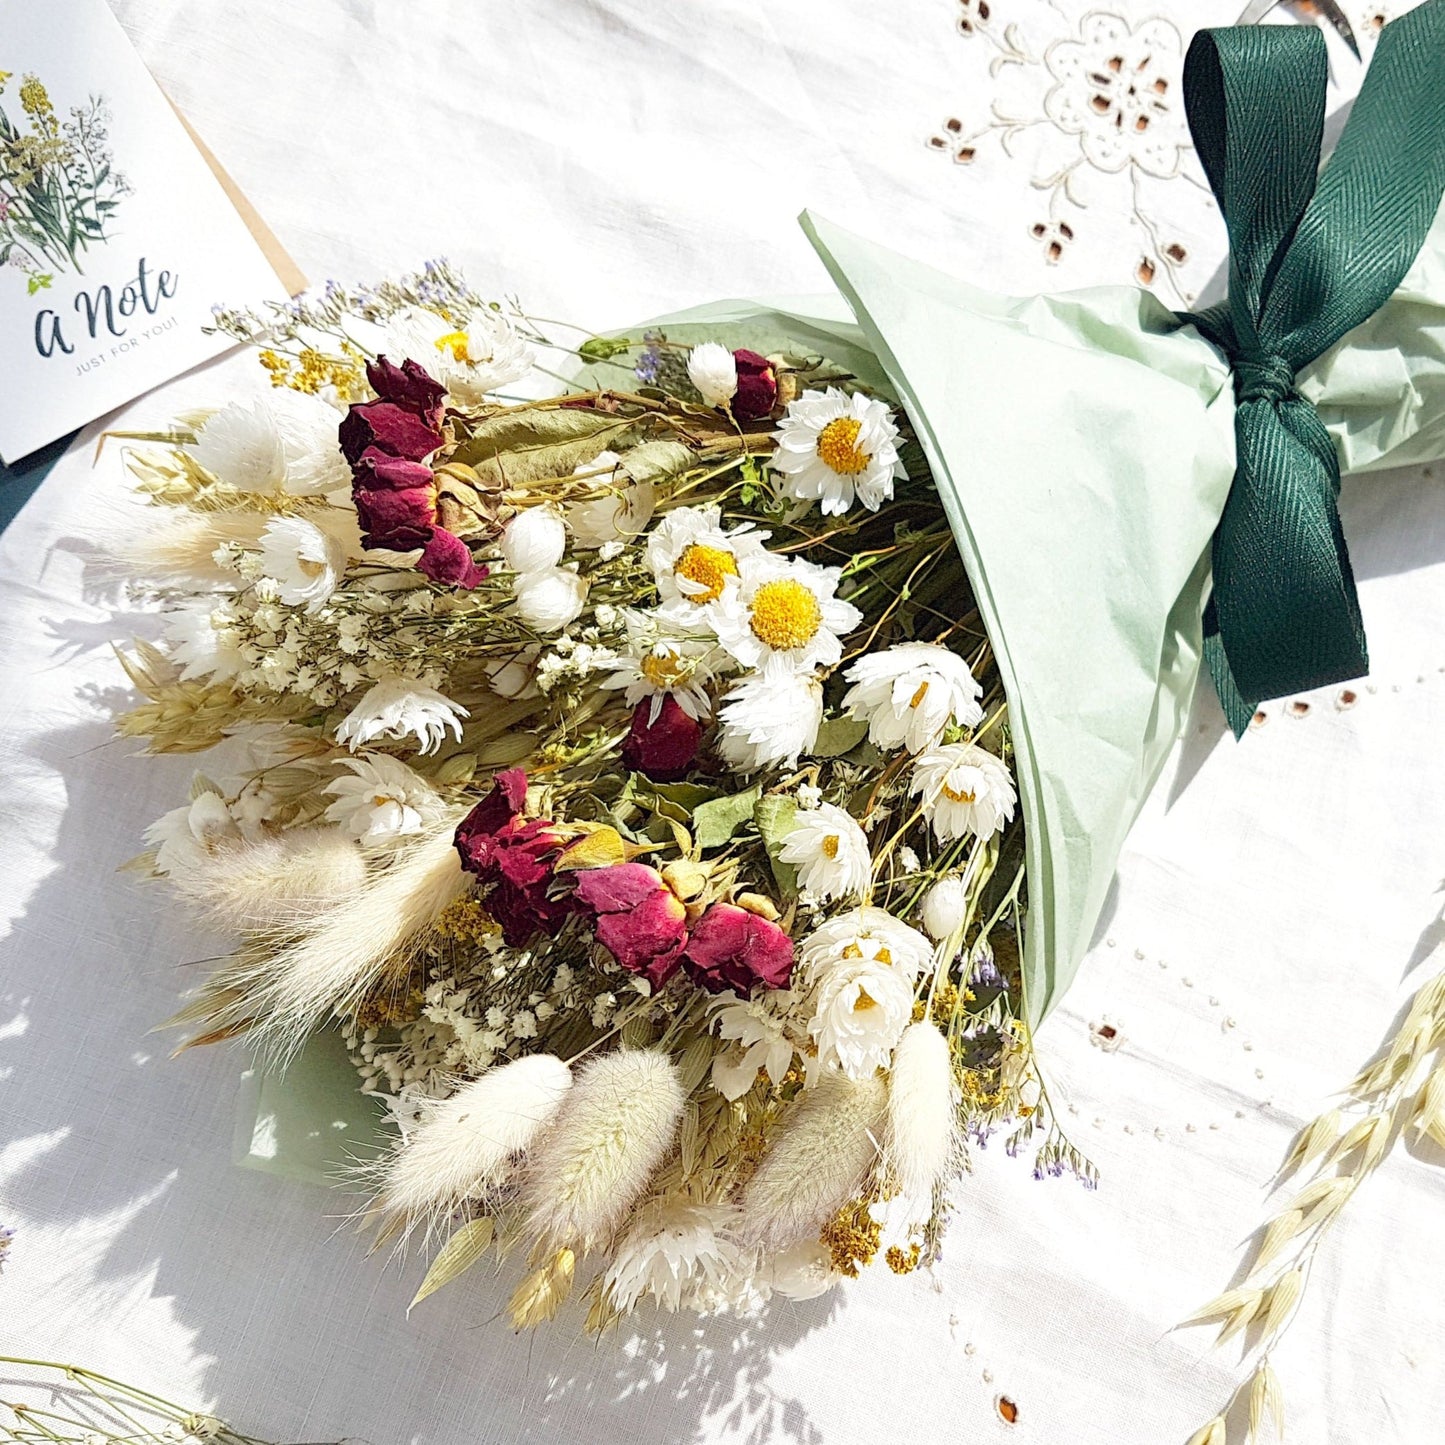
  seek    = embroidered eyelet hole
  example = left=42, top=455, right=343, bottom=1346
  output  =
left=1336, top=688, right=1358, bottom=710
left=996, top=1396, right=1020, bottom=1425
left=1286, top=700, right=1311, bottom=719
left=1249, top=709, right=1269, bottom=728
left=1137, top=257, right=1157, bottom=284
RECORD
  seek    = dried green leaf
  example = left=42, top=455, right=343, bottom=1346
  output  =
left=693, top=786, right=763, bottom=850
left=619, top=439, right=694, bottom=485
left=810, top=716, right=869, bottom=758
left=409, top=1216, right=495, bottom=1312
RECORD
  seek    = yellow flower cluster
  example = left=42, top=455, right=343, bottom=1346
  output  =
left=258, top=346, right=366, bottom=401
left=820, top=1196, right=882, bottom=1278
left=435, top=895, right=500, bottom=946
left=19, top=73, right=55, bottom=133
left=885, top=1242, right=921, bottom=1275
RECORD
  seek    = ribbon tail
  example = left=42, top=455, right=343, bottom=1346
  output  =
left=1203, top=597, right=1256, bottom=738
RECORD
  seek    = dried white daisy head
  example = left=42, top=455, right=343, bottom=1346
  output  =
left=602, top=609, right=726, bottom=722
left=716, top=668, right=823, bottom=772
left=842, top=641, right=983, bottom=753
left=380, top=304, right=533, bottom=404
left=710, top=554, right=861, bottom=676
left=334, top=677, right=468, bottom=755
left=798, top=905, right=934, bottom=986
left=162, top=599, right=244, bottom=682
left=257, top=515, right=345, bottom=613
left=645, top=503, right=771, bottom=624
left=566, top=451, right=656, bottom=550
left=513, top=565, right=588, bottom=632
left=778, top=801, right=871, bottom=903
left=500, top=505, right=566, bottom=575
left=910, top=742, right=1017, bottom=843
left=324, top=753, right=444, bottom=847
left=603, top=1201, right=745, bottom=1314
left=145, top=790, right=243, bottom=877
left=805, top=955, right=914, bottom=1081
left=708, top=989, right=798, bottom=1101
left=771, top=386, right=906, bottom=515
left=185, top=391, right=350, bottom=497
left=685, top=342, right=739, bottom=408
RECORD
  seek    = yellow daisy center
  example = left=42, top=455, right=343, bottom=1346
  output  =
left=749, top=578, right=822, bottom=652
left=852, top=987, right=879, bottom=1013
left=816, top=415, right=872, bottom=476
left=674, top=543, right=738, bottom=603
left=821, top=834, right=840, bottom=859
left=909, top=679, right=930, bottom=709
left=641, top=648, right=688, bottom=688
left=435, top=330, right=472, bottom=363
left=842, top=943, right=864, bottom=960
left=875, top=946, right=893, bottom=965
left=943, top=780, right=978, bottom=804
left=297, top=556, right=327, bottom=579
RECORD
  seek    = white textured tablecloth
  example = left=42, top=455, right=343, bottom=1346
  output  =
left=4, top=3, right=1445, bottom=1442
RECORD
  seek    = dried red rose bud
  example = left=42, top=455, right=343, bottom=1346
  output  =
left=574, top=862, right=690, bottom=989
left=730, top=348, right=778, bottom=422
left=620, top=695, right=701, bottom=782
left=682, top=901, right=794, bottom=994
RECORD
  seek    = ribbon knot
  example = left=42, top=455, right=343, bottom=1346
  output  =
left=1178, top=7, right=1445, bottom=736
left=1233, top=353, right=1296, bottom=406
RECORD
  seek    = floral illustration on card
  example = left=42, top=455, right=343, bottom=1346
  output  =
left=0, top=68, right=130, bottom=294
left=929, top=5, right=1214, bottom=305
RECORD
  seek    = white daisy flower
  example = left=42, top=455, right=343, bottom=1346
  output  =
left=645, top=504, right=770, bottom=623
left=920, top=874, right=970, bottom=942
left=716, top=669, right=822, bottom=773
left=799, top=906, right=934, bottom=987
left=185, top=391, right=350, bottom=497
left=778, top=802, right=871, bottom=903
left=514, top=566, right=588, bottom=632
left=708, top=989, right=798, bottom=1101
left=256, top=516, right=345, bottom=613
left=162, top=600, right=244, bottom=682
left=771, top=386, right=907, bottom=516
left=842, top=641, right=984, bottom=753
left=380, top=305, right=533, bottom=403
left=710, top=555, right=862, bottom=675
left=566, top=451, right=656, bottom=549
left=685, top=342, right=738, bottom=408
left=145, top=790, right=241, bottom=877
left=910, top=743, right=1017, bottom=843
left=806, top=956, right=914, bottom=1081
left=324, top=753, right=443, bottom=846
left=602, top=609, right=726, bottom=722
left=500, top=505, right=566, bottom=575
left=334, top=677, right=468, bottom=755
left=604, top=1201, right=745, bottom=1313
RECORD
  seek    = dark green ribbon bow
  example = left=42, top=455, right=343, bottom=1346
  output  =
left=1178, top=3, right=1445, bottom=736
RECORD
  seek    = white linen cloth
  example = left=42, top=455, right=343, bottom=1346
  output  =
left=4, top=2, right=1444, bottom=1442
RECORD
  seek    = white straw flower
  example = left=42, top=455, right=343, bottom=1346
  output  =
left=686, top=342, right=739, bottom=408
left=257, top=515, right=345, bottom=612
left=920, top=875, right=969, bottom=942
left=910, top=743, right=1017, bottom=843
left=566, top=452, right=656, bottom=550
left=185, top=391, right=349, bottom=497
left=716, top=669, right=823, bottom=772
left=324, top=753, right=444, bottom=846
left=771, top=387, right=906, bottom=515
left=778, top=802, right=871, bottom=903
left=500, top=506, right=567, bottom=575
left=799, top=906, right=934, bottom=985
left=372, top=1054, right=573, bottom=1229
left=603, top=1201, right=744, bottom=1313
left=146, top=791, right=242, bottom=877
left=381, top=305, right=534, bottom=403
left=708, top=990, right=798, bottom=1101
left=521, top=1050, right=685, bottom=1252
left=162, top=600, right=244, bottom=682
left=842, top=642, right=983, bottom=753
left=805, top=957, right=914, bottom=1081
left=335, top=678, right=468, bottom=755
left=514, top=566, right=588, bottom=632
left=885, top=1022, right=958, bottom=1209
left=602, top=609, right=726, bottom=722
left=711, top=555, right=861, bottom=675
left=646, top=504, right=770, bottom=623
left=734, top=1068, right=887, bottom=1253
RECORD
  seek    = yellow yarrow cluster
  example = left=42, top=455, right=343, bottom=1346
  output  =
left=352, top=985, right=423, bottom=1032
left=435, top=895, right=500, bottom=946
left=820, top=1196, right=882, bottom=1277
left=259, top=345, right=366, bottom=401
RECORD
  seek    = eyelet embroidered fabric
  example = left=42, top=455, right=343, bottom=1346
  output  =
left=0, top=2, right=1440, bottom=1443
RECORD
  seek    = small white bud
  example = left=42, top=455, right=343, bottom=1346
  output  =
left=501, top=505, right=567, bottom=574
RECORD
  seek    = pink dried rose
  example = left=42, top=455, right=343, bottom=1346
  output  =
left=682, top=901, right=794, bottom=994
left=573, top=862, right=690, bottom=988
left=620, top=695, right=702, bottom=782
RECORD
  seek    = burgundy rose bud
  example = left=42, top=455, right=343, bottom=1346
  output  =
left=366, top=355, right=447, bottom=428
left=418, top=528, right=487, bottom=589
left=352, top=449, right=435, bottom=493
left=339, top=399, right=443, bottom=466
left=574, top=862, right=689, bottom=989
left=353, top=485, right=436, bottom=551
left=454, top=769, right=530, bottom=873
left=620, top=695, right=702, bottom=782
left=682, top=902, right=794, bottom=995
left=730, top=348, right=778, bottom=422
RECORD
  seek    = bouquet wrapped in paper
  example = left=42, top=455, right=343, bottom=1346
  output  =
left=111, top=10, right=1445, bottom=1326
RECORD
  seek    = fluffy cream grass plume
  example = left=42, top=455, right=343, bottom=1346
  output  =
left=520, top=1050, right=686, bottom=1255
left=372, top=1054, right=573, bottom=1236
left=122, top=508, right=270, bottom=583
left=215, top=812, right=468, bottom=1057
left=166, top=827, right=367, bottom=934
left=735, top=1068, right=887, bottom=1254
left=885, top=1022, right=959, bottom=1208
